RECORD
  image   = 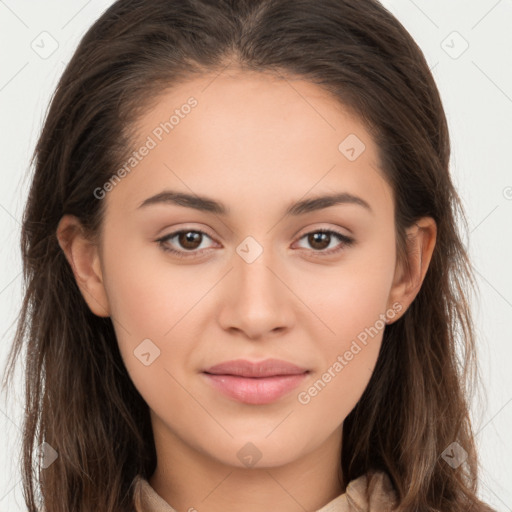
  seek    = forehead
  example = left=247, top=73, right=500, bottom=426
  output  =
left=135, top=70, right=369, bottom=152
left=105, top=70, right=392, bottom=219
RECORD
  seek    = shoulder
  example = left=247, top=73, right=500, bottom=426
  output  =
left=131, top=474, right=178, bottom=512
left=347, top=469, right=398, bottom=511
left=317, top=469, right=398, bottom=512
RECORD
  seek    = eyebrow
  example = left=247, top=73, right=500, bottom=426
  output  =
left=137, top=190, right=373, bottom=216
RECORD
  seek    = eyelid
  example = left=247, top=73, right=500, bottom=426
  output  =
left=294, top=223, right=352, bottom=240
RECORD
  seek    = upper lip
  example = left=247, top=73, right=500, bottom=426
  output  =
left=203, top=358, right=309, bottom=378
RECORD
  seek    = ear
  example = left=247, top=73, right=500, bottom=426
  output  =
left=56, top=214, right=110, bottom=317
left=386, top=217, right=437, bottom=323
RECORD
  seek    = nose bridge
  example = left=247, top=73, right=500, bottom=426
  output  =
left=218, top=235, right=293, bottom=338
left=235, top=235, right=284, bottom=308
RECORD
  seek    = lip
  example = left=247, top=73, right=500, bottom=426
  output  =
left=202, top=358, right=309, bottom=405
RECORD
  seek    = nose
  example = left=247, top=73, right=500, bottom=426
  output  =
left=217, top=245, right=295, bottom=341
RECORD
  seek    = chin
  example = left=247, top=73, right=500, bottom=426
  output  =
left=207, top=435, right=309, bottom=470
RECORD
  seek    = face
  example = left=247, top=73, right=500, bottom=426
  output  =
left=66, top=70, right=416, bottom=469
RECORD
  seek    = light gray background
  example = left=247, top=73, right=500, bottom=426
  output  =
left=0, top=1, right=511, bottom=510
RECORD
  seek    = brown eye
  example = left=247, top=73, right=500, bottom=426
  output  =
left=157, top=229, right=216, bottom=258
left=296, top=229, right=355, bottom=255
left=307, top=232, right=331, bottom=250
left=177, top=231, right=203, bottom=250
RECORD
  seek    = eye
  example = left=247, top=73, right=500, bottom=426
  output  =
left=294, top=229, right=355, bottom=256
left=156, top=228, right=355, bottom=259
left=156, top=229, right=216, bottom=259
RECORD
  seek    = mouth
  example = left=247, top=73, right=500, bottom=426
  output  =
left=202, top=358, right=310, bottom=405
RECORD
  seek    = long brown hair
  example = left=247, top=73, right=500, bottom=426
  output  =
left=1, top=0, right=496, bottom=510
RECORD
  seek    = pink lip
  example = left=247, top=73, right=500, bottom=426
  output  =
left=202, top=358, right=309, bottom=405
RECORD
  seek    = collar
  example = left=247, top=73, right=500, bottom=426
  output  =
left=132, top=469, right=398, bottom=511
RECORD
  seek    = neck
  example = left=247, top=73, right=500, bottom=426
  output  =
left=148, top=420, right=344, bottom=512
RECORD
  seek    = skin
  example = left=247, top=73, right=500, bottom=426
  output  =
left=57, top=69, right=436, bottom=512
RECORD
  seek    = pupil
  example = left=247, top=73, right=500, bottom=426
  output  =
left=310, top=232, right=329, bottom=250
left=181, top=231, right=201, bottom=249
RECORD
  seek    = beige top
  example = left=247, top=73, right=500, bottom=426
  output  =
left=132, top=469, right=398, bottom=511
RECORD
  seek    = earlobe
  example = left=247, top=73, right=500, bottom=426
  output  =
left=386, top=217, right=437, bottom=323
left=56, top=215, right=110, bottom=318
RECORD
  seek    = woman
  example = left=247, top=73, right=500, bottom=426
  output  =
left=2, top=0, right=496, bottom=510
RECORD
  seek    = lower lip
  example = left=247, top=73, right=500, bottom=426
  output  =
left=202, top=372, right=308, bottom=405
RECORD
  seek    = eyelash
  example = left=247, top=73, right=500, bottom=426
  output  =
left=156, top=228, right=355, bottom=259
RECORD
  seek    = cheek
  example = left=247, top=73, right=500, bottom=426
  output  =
left=102, top=242, right=208, bottom=337
left=296, top=335, right=381, bottom=441
left=100, top=244, right=208, bottom=390
left=296, top=235, right=396, bottom=343
left=293, top=236, right=395, bottom=415
left=295, top=280, right=390, bottom=433
left=105, top=263, right=199, bottom=416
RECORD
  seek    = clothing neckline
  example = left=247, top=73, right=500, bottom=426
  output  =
left=132, top=469, right=398, bottom=511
